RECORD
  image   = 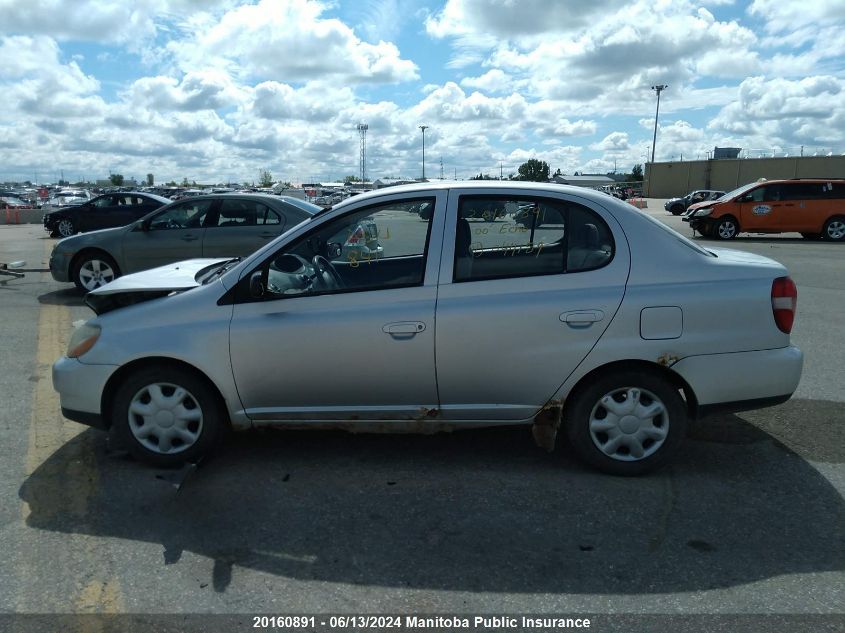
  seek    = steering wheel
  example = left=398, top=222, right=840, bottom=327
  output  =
left=311, top=255, right=344, bottom=289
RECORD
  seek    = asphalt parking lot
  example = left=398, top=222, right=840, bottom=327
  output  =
left=0, top=202, right=842, bottom=631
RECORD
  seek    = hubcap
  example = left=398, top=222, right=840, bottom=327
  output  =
left=127, top=382, right=203, bottom=454
left=588, top=387, right=669, bottom=461
left=78, top=259, right=116, bottom=291
left=58, top=220, right=74, bottom=237
left=718, top=221, right=736, bottom=239
left=827, top=221, right=845, bottom=240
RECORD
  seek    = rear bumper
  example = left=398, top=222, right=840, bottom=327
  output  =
left=672, top=346, right=803, bottom=414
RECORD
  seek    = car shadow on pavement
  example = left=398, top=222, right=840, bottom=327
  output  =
left=19, top=400, right=845, bottom=594
left=37, top=288, right=86, bottom=307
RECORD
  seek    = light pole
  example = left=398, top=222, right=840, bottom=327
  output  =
left=419, top=125, right=429, bottom=180
left=650, top=84, right=667, bottom=163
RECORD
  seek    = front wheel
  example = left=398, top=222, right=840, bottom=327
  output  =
left=72, top=252, right=120, bottom=291
left=57, top=218, right=76, bottom=238
left=822, top=217, right=845, bottom=241
left=714, top=216, right=739, bottom=240
left=111, top=365, right=226, bottom=467
left=563, top=369, right=687, bottom=475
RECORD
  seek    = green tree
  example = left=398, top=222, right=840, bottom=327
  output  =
left=146, top=173, right=154, bottom=186
left=259, top=169, right=274, bottom=188
left=181, top=177, right=189, bottom=187
left=344, top=175, right=361, bottom=183
left=630, top=164, right=644, bottom=181
left=516, top=159, right=550, bottom=182
left=109, top=173, right=125, bottom=186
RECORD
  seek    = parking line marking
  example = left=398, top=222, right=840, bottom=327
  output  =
left=18, top=239, right=124, bottom=613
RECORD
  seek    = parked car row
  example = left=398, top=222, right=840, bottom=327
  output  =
left=51, top=182, right=803, bottom=477
left=49, top=194, right=321, bottom=290
left=681, top=178, right=845, bottom=240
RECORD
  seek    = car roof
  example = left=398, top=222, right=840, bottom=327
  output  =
left=160, top=192, right=321, bottom=216
left=332, top=180, right=633, bottom=209
left=96, top=191, right=171, bottom=204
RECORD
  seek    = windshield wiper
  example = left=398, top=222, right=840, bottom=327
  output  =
left=200, top=258, right=242, bottom=284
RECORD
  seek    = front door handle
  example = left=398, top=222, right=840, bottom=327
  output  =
left=383, top=321, right=426, bottom=336
left=181, top=234, right=199, bottom=242
left=260, top=232, right=277, bottom=239
left=560, top=310, right=604, bottom=327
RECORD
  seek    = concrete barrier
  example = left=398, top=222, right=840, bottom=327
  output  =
left=0, top=208, right=44, bottom=225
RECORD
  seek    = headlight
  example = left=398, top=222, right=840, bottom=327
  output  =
left=67, top=322, right=101, bottom=358
left=694, top=207, right=713, bottom=217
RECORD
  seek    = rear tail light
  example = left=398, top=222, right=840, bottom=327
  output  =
left=771, top=276, right=797, bottom=334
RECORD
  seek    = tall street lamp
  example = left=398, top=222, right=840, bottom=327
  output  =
left=650, top=84, right=667, bottom=163
left=419, top=125, right=429, bottom=180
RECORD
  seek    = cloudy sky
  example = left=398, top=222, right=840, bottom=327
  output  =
left=1, top=0, right=844, bottom=185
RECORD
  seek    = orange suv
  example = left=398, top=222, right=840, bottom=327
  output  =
left=683, top=179, right=845, bottom=240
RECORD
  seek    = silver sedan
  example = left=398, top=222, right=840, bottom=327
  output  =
left=52, top=182, right=803, bottom=475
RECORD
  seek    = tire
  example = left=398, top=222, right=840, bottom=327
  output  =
left=670, top=205, right=684, bottom=216
left=801, top=232, right=822, bottom=240
left=563, top=369, right=688, bottom=476
left=49, top=230, right=60, bottom=238
left=714, top=216, right=739, bottom=240
left=822, top=216, right=845, bottom=241
left=72, top=251, right=120, bottom=292
left=111, top=365, right=226, bottom=467
left=57, top=217, right=76, bottom=238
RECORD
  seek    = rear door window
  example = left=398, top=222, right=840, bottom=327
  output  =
left=453, top=195, right=613, bottom=282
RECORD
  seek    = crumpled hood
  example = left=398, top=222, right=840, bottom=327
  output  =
left=85, top=258, right=230, bottom=314
left=686, top=199, right=723, bottom=213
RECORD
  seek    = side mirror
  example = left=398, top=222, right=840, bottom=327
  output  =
left=249, top=271, right=265, bottom=298
left=326, top=242, right=342, bottom=259
left=138, top=219, right=151, bottom=231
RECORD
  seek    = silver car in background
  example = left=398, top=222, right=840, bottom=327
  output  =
left=52, top=182, right=802, bottom=476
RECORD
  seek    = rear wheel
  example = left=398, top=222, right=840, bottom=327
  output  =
left=72, top=252, right=120, bottom=292
left=111, top=365, right=225, bottom=467
left=822, top=216, right=845, bottom=241
left=714, top=216, right=739, bottom=240
left=563, top=369, right=687, bottom=476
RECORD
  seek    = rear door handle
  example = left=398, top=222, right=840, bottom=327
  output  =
left=560, top=310, right=604, bottom=327
left=181, top=234, right=199, bottom=242
left=383, top=321, right=426, bottom=336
